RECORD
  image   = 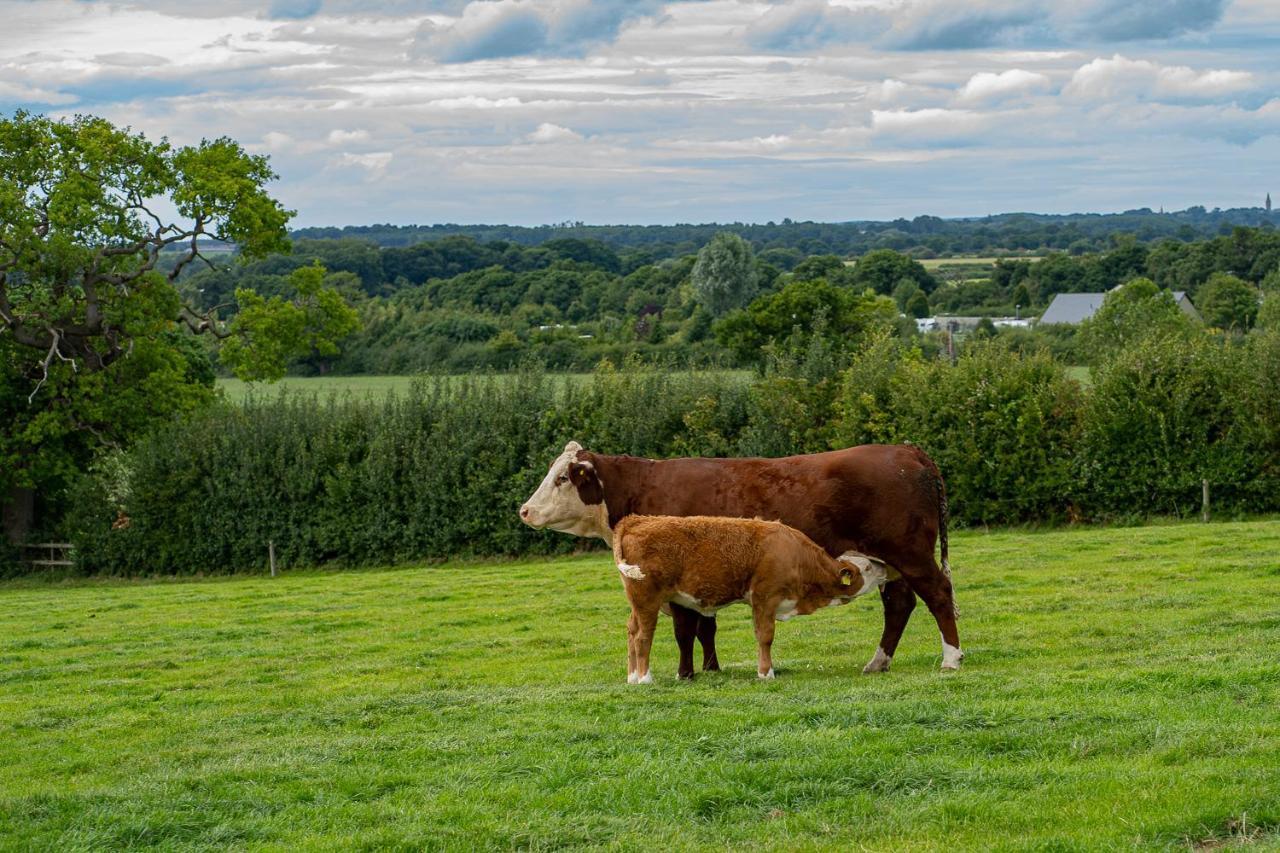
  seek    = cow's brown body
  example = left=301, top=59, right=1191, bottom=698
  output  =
left=521, top=442, right=960, bottom=675
left=613, top=515, right=888, bottom=682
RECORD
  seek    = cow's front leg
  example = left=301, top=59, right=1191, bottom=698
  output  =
left=670, top=604, right=698, bottom=679
left=696, top=614, right=720, bottom=671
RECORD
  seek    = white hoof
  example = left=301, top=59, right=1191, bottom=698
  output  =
left=862, top=646, right=892, bottom=674
left=941, top=642, right=964, bottom=671
left=627, top=671, right=638, bottom=684
left=637, top=671, right=653, bottom=684
left=758, top=668, right=775, bottom=680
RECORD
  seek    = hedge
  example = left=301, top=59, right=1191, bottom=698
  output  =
left=57, top=331, right=1280, bottom=576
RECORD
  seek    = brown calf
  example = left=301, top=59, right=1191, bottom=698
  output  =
left=612, top=515, right=889, bottom=683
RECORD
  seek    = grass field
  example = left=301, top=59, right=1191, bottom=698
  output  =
left=217, top=371, right=754, bottom=403
left=3, top=521, right=1279, bottom=850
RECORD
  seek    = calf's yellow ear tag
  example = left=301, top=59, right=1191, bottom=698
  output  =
left=840, top=569, right=854, bottom=586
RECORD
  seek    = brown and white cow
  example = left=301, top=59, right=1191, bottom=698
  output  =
left=613, top=515, right=890, bottom=683
left=520, top=441, right=963, bottom=674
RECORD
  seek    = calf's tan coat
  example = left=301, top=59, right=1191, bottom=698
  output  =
left=612, top=515, right=889, bottom=683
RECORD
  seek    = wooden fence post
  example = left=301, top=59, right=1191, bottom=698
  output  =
left=269, top=540, right=277, bottom=577
left=1202, top=479, right=1210, bottom=523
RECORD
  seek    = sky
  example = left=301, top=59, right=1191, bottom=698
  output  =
left=2, top=0, right=1277, bottom=227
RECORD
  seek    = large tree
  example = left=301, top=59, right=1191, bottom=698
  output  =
left=0, top=112, right=356, bottom=530
left=691, top=232, right=758, bottom=316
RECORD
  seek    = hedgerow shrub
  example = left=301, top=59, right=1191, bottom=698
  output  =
left=64, top=367, right=754, bottom=575
left=1077, top=331, right=1254, bottom=518
left=58, top=331, right=1280, bottom=576
left=832, top=339, right=1083, bottom=524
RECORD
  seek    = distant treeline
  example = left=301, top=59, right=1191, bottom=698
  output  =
left=292, top=206, right=1278, bottom=258
left=180, top=226, right=1280, bottom=374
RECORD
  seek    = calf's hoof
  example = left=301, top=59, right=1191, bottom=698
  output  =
left=758, top=668, right=775, bottom=680
left=862, top=647, right=892, bottom=674
left=626, top=671, right=639, bottom=684
left=703, top=658, right=721, bottom=672
left=677, top=669, right=695, bottom=680
left=637, top=671, right=654, bottom=685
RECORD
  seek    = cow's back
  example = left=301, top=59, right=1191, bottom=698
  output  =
left=622, top=444, right=939, bottom=563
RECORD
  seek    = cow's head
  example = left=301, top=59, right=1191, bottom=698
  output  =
left=520, top=441, right=611, bottom=540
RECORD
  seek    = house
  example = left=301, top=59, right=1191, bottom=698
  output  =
left=1038, top=290, right=1200, bottom=325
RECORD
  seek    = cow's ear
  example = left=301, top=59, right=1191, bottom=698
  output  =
left=839, top=568, right=855, bottom=587
left=568, top=461, right=604, bottom=505
left=564, top=440, right=582, bottom=453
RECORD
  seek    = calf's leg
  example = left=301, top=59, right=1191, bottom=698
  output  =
left=626, top=611, right=640, bottom=684
left=670, top=605, right=698, bottom=680
left=752, top=605, right=777, bottom=679
left=696, top=614, right=720, bottom=671
left=631, top=605, right=660, bottom=685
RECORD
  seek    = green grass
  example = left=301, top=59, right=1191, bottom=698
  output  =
left=216, top=371, right=754, bottom=403
left=3, top=521, right=1280, bottom=850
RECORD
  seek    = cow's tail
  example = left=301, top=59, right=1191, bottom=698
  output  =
left=911, top=445, right=955, bottom=619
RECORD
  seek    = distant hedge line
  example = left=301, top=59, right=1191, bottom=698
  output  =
left=60, top=332, right=1280, bottom=576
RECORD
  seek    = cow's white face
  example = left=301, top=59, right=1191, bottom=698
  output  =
left=520, top=441, right=611, bottom=541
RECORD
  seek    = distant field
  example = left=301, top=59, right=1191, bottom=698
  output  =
left=918, top=256, right=1042, bottom=270
left=3, top=521, right=1279, bottom=849
left=217, top=371, right=754, bottom=403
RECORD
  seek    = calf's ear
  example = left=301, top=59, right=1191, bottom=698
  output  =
left=569, top=461, right=604, bottom=505
left=564, top=440, right=583, bottom=453
left=839, top=568, right=855, bottom=587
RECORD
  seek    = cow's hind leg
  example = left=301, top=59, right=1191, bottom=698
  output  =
left=864, top=579, right=916, bottom=674
left=696, top=614, right=720, bottom=672
left=670, top=604, right=698, bottom=680
left=899, top=557, right=962, bottom=671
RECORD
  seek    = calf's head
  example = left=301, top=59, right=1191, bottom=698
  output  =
left=836, top=554, right=890, bottom=597
left=519, top=441, right=610, bottom=539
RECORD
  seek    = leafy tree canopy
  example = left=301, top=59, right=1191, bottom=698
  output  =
left=1197, top=272, right=1259, bottom=332
left=0, top=111, right=356, bottom=501
left=1077, top=277, right=1197, bottom=365
left=691, top=231, right=758, bottom=316
left=713, top=278, right=898, bottom=363
left=851, top=249, right=937, bottom=295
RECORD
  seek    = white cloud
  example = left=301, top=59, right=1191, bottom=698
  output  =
left=956, top=69, right=1051, bottom=103
left=328, top=128, right=371, bottom=144
left=338, top=151, right=394, bottom=171
left=526, top=122, right=584, bottom=142
left=1064, top=54, right=1255, bottom=101
left=871, top=108, right=991, bottom=145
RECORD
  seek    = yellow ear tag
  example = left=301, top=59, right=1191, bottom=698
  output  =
left=840, top=571, right=853, bottom=586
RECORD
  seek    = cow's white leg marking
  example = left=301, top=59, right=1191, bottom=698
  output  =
left=637, top=670, right=653, bottom=685
left=941, top=639, right=964, bottom=671
left=775, top=598, right=798, bottom=621
left=862, top=646, right=892, bottom=674
left=617, top=561, right=645, bottom=580
left=758, top=667, right=775, bottom=680
left=627, top=670, right=638, bottom=684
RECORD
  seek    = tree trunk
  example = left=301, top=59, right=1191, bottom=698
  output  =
left=2, top=487, right=35, bottom=544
